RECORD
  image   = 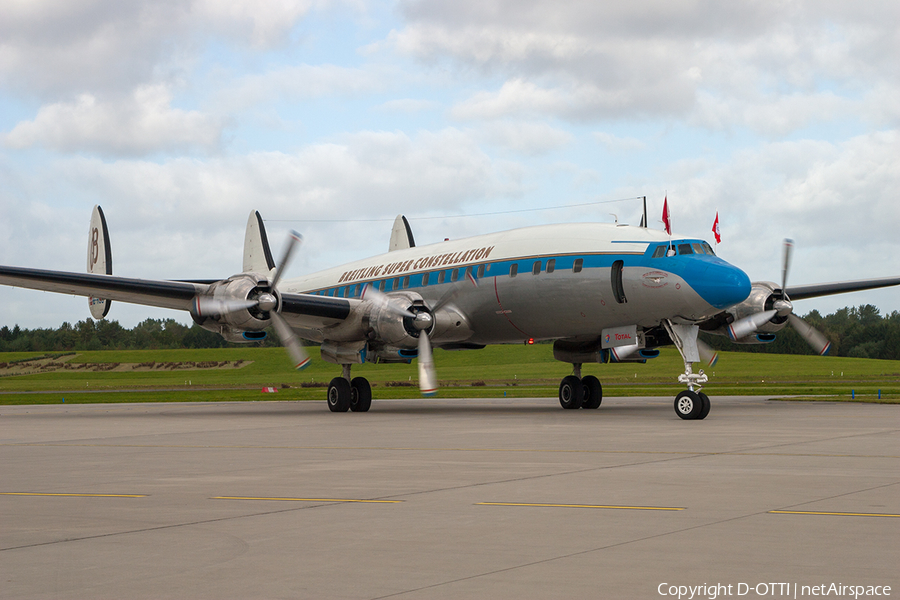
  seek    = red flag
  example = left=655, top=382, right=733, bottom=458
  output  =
left=662, top=196, right=671, bottom=235
left=712, top=211, right=721, bottom=243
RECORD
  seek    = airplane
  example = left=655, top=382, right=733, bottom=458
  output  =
left=2, top=204, right=900, bottom=420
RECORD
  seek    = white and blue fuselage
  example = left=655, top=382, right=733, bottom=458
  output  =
left=282, top=223, right=751, bottom=346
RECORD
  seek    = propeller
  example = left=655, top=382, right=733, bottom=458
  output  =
left=727, top=239, right=831, bottom=355
left=194, top=230, right=311, bottom=370
left=361, top=271, right=477, bottom=396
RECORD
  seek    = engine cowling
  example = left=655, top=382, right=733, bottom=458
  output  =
left=191, top=274, right=276, bottom=336
left=706, top=281, right=789, bottom=339
left=361, top=290, right=474, bottom=349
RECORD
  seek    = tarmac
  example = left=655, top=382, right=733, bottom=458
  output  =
left=1, top=395, right=898, bottom=599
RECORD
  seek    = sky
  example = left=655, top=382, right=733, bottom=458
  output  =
left=1, top=0, right=899, bottom=329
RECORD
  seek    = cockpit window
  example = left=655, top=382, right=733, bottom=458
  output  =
left=691, top=243, right=704, bottom=255
left=677, top=243, right=693, bottom=255
left=652, top=245, right=666, bottom=258
left=702, top=242, right=716, bottom=255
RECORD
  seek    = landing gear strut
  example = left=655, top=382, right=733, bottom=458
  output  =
left=665, top=321, right=710, bottom=420
left=558, top=363, right=603, bottom=410
left=327, top=365, right=372, bottom=413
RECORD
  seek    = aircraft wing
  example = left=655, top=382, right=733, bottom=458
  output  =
left=0, top=265, right=204, bottom=311
left=785, top=276, right=900, bottom=301
left=0, top=265, right=352, bottom=322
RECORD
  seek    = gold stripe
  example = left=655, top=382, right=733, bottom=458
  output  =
left=477, top=502, right=685, bottom=511
left=212, top=496, right=401, bottom=504
left=769, top=510, right=900, bottom=518
left=0, top=492, right=146, bottom=498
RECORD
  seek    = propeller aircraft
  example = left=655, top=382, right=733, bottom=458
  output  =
left=2, top=205, right=899, bottom=420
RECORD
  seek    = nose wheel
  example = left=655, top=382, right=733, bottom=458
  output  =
left=674, top=390, right=710, bottom=420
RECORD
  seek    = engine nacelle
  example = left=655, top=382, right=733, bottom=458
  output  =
left=362, top=291, right=474, bottom=349
left=191, top=273, right=274, bottom=333
left=707, top=281, right=789, bottom=338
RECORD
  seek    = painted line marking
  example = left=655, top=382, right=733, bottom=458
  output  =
left=0, top=492, right=147, bottom=498
left=212, top=496, right=401, bottom=504
left=477, top=502, right=685, bottom=511
left=769, top=510, right=900, bottom=518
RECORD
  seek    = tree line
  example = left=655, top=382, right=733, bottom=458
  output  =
left=1, top=304, right=899, bottom=360
left=701, top=304, right=900, bottom=360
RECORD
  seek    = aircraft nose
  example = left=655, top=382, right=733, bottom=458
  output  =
left=689, top=261, right=751, bottom=309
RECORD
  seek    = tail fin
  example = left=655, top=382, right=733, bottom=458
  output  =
left=388, top=215, right=416, bottom=252
left=243, top=211, right=276, bottom=275
left=87, top=205, right=112, bottom=318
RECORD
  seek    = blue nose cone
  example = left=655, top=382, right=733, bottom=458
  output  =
left=691, top=260, right=751, bottom=309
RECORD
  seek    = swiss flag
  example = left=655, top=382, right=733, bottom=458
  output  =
left=662, top=196, right=671, bottom=235
left=712, top=212, right=721, bottom=243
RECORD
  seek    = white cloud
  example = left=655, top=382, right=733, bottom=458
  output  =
left=0, top=0, right=318, bottom=95
left=3, top=85, right=224, bottom=156
left=393, top=1, right=900, bottom=130
left=593, top=132, right=646, bottom=152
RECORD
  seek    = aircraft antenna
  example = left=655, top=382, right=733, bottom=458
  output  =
left=641, top=196, right=647, bottom=228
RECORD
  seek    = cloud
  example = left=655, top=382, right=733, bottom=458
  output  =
left=3, top=85, right=224, bottom=156
left=0, top=0, right=318, bottom=95
left=393, top=0, right=900, bottom=129
left=593, top=132, right=646, bottom=152
left=478, top=121, right=572, bottom=155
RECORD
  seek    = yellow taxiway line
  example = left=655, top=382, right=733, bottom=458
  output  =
left=769, top=510, right=900, bottom=518
left=477, top=502, right=685, bottom=511
left=212, top=496, right=401, bottom=504
left=0, top=492, right=147, bottom=498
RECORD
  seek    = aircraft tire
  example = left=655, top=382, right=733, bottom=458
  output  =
left=559, top=375, right=583, bottom=409
left=674, top=390, right=703, bottom=420
left=350, top=377, right=372, bottom=412
left=697, top=392, right=711, bottom=420
left=327, top=377, right=352, bottom=412
left=581, top=375, right=602, bottom=409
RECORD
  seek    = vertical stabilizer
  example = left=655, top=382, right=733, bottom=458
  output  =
left=388, top=215, right=416, bottom=252
left=87, top=205, right=113, bottom=318
left=243, top=211, right=276, bottom=274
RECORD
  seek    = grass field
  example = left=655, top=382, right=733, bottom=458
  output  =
left=1, top=345, right=899, bottom=404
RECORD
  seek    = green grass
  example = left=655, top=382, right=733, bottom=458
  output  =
left=1, top=345, right=899, bottom=404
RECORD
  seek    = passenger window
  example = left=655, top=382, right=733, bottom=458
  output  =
left=477, top=264, right=485, bottom=278
left=573, top=258, right=583, bottom=273
left=533, top=261, right=541, bottom=275
left=422, top=272, right=430, bottom=287
left=547, top=259, right=555, bottom=273
left=652, top=245, right=666, bottom=258
left=451, top=269, right=459, bottom=282
left=510, top=264, right=518, bottom=278
left=438, top=271, right=446, bottom=284
left=678, top=243, right=693, bottom=255
left=402, top=276, right=409, bottom=289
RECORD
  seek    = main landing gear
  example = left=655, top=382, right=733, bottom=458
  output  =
left=327, top=365, right=372, bottom=413
left=558, top=364, right=603, bottom=410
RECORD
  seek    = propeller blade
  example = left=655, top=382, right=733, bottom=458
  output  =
left=787, top=313, right=832, bottom=356
left=782, top=238, right=794, bottom=292
left=193, top=296, right=258, bottom=317
left=270, top=311, right=311, bottom=370
left=360, top=283, right=416, bottom=318
left=270, top=230, right=302, bottom=290
left=728, top=309, right=777, bottom=340
left=697, top=339, right=719, bottom=368
left=431, top=269, right=478, bottom=312
left=417, top=332, right=438, bottom=396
